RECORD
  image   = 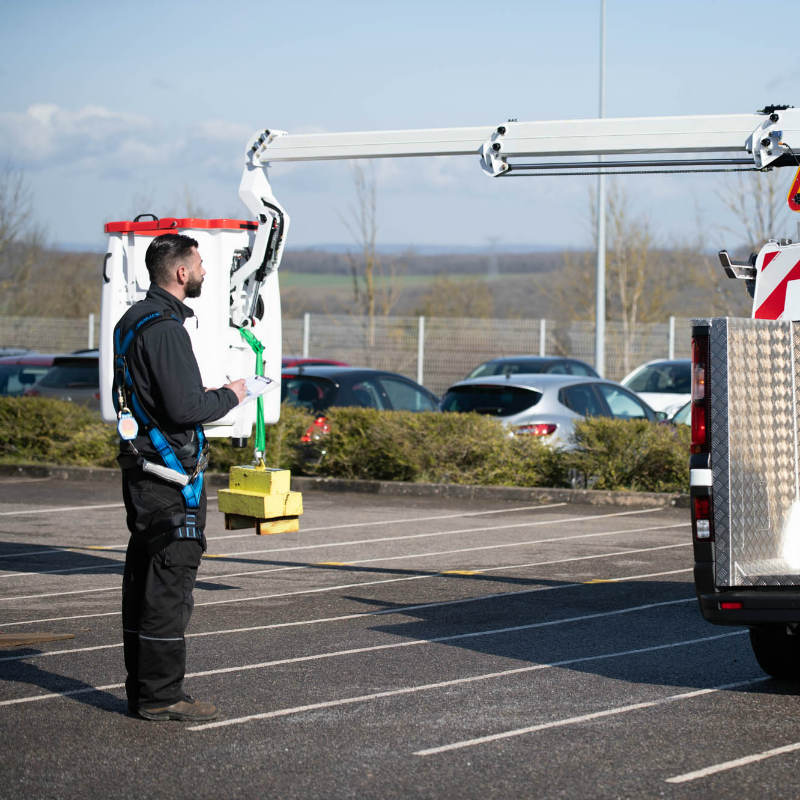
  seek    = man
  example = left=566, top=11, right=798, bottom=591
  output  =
left=113, top=233, right=246, bottom=721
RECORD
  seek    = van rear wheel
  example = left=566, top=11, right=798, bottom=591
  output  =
left=749, top=625, right=800, bottom=679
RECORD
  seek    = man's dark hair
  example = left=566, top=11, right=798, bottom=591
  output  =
left=145, top=234, right=199, bottom=286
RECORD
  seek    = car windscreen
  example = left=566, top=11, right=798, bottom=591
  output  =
left=37, top=360, right=98, bottom=388
left=281, top=376, right=338, bottom=412
left=624, top=363, right=690, bottom=394
left=441, top=385, right=542, bottom=416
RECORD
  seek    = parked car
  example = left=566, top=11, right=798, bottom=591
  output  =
left=282, top=366, right=439, bottom=413
left=0, top=353, right=57, bottom=397
left=24, top=351, right=100, bottom=409
left=282, top=356, right=349, bottom=370
left=465, top=355, right=599, bottom=380
left=282, top=365, right=439, bottom=452
left=620, top=358, right=691, bottom=416
left=440, top=374, right=662, bottom=448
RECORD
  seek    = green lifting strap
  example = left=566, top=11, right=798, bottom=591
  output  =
left=239, top=328, right=266, bottom=456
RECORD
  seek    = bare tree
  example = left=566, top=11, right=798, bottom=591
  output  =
left=416, top=276, right=494, bottom=318
left=0, top=165, right=35, bottom=264
left=718, top=168, right=793, bottom=252
left=546, top=182, right=677, bottom=373
left=0, top=165, right=48, bottom=314
left=340, top=162, right=402, bottom=356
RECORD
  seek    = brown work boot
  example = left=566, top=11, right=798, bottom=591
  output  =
left=138, top=695, right=218, bottom=722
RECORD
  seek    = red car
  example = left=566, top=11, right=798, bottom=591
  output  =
left=281, top=356, right=349, bottom=371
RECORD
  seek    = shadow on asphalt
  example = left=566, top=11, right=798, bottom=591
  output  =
left=0, top=649, right=126, bottom=715
left=0, top=540, right=124, bottom=576
left=342, top=579, right=776, bottom=693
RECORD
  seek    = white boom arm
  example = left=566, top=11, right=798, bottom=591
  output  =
left=236, top=107, right=800, bottom=294
left=242, top=106, right=800, bottom=178
left=232, top=106, right=800, bottom=347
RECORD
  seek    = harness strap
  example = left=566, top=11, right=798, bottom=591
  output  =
left=114, top=308, right=206, bottom=511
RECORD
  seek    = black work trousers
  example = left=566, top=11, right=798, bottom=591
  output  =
left=121, top=468, right=205, bottom=710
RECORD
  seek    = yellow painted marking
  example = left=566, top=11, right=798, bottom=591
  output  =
left=203, top=554, right=224, bottom=559
left=318, top=562, right=348, bottom=566
left=441, top=570, right=478, bottom=575
left=85, top=546, right=114, bottom=551
left=584, top=578, right=613, bottom=584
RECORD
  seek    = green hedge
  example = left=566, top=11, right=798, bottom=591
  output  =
left=0, top=398, right=118, bottom=467
left=0, top=397, right=691, bottom=493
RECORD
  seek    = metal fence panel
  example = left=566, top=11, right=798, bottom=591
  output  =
left=0, top=316, right=98, bottom=354
left=0, top=313, right=693, bottom=395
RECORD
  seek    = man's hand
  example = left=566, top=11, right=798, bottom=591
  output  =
left=224, top=378, right=247, bottom=404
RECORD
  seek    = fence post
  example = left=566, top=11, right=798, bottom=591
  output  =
left=88, top=313, right=95, bottom=350
left=668, top=316, right=675, bottom=360
left=417, top=316, right=425, bottom=385
left=539, top=319, right=546, bottom=356
left=302, top=312, right=310, bottom=358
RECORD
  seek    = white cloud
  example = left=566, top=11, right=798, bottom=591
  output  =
left=0, top=103, right=154, bottom=165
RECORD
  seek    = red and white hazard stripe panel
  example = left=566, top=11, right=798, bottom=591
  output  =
left=752, top=242, right=800, bottom=320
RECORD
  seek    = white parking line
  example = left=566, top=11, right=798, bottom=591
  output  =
left=0, top=562, right=124, bottom=580
left=0, top=520, right=683, bottom=583
left=0, top=556, right=691, bottom=663
left=0, top=502, right=124, bottom=516
left=665, top=741, right=800, bottom=783
left=0, top=503, right=570, bottom=559
left=0, top=600, right=722, bottom=709
left=204, top=502, right=572, bottom=542
left=210, top=508, right=670, bottom=559
left=414, top=675, right=764, bottom=756
left=0, top=519, right=685, bottom=601
left=187, top=632, right=751, bottom=732
left=0, top=543, right=692, bottom=628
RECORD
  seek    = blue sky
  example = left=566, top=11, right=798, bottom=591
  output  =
left=1, top=0, right=798, bottom=252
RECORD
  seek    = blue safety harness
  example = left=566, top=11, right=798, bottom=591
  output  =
left=113, top=309, right=206, bottom=529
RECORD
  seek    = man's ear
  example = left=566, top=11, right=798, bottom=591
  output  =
left=176, top=263, right=187, bottom=285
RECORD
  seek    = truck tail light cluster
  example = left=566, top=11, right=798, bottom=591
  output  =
left=693, top=495, right=713, bottom=540
left=690, top=328, right=714, bottom=542
left=691, top=334, right=709, bottom=454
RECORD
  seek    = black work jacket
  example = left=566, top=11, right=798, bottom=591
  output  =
left=114, top=284, right=238, bottom=467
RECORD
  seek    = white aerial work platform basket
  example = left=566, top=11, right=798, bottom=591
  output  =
left=98, top=216, right=282, bottom=441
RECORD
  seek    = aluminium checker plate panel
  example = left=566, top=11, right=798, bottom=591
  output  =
left=709, top=317, right=800, bottom=586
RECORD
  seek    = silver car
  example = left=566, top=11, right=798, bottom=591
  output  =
left=440, top=374, right=661, bottom=448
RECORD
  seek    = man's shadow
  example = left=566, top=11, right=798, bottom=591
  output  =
left=0, top=647, right=127, bottom=715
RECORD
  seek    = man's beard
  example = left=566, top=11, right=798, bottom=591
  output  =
left=185, top=276, right=203, bottom=298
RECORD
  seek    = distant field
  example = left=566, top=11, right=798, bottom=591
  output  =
left=279, top=271, right=512, bottom=289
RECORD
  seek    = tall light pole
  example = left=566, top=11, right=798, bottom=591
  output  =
left=594, top=0, right=607, bottom=376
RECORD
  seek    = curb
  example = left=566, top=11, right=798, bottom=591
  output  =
left=0, top=463, right=689, bottom=509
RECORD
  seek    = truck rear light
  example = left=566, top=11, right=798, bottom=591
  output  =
left=693, top=495, right=713, bottom=540
left=691, top=404, right=706, bottom=447
left=719, top=601, right=743, bottom=610
left=691, top=333, right=710, bottom=454
left=513, top=423, right=557, bottom=436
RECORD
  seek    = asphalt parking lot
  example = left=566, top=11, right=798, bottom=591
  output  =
left=1, top=472, right=799, bottom=799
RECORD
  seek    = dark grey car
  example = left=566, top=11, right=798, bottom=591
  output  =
left=465, top=355, right=599, bottom=380
left=281, top=366, right=439, bottom=413
left=25, top=352, right=100, bottom=409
